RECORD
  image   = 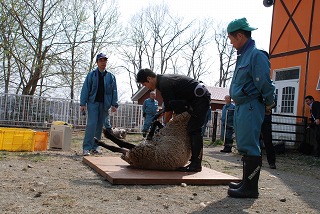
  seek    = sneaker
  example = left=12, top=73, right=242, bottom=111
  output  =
left=83, top=150, right=90, bottom=156
left=91, top=149, right=102, bottom=155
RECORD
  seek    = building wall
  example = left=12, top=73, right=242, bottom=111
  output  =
left=270, top=0, right=320, bottom=118
left=138, top=89, right=163, bottom=107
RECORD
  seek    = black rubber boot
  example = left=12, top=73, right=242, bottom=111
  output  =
left=220, top=145, right=232, bottom=153
left=178, top=135, right=203, bottom=172
left=229, top=156, right=244, bottom=189
left=266, top=145, right=276, bottom=169
left=227, top=155, right=262, bottom=198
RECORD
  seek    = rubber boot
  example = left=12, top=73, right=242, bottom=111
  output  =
left=229, top=156, right=244, bottom=189
left=178, top=134, right=203, bottom=172
left=227, top=155, right=262, bottom=198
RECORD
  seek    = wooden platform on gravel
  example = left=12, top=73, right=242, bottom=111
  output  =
left=83, top=156, right=241, bottom=185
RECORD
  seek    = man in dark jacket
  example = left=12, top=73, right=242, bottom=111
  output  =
left=305, top=95, right=320, bottom=157
left=136, top=68, right=211, bottom=172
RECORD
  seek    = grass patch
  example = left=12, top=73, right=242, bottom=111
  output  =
left=0, top=151, right=8, bottom=160
left=204, top=139, right=224, bottom=147
left=18, top=153, right=48, bottom=162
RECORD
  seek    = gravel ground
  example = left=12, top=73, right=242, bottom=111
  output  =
left=0, top=131, right=320, bottom=214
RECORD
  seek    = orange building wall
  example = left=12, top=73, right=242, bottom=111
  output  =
left=270, top=0, right=320, bottom=117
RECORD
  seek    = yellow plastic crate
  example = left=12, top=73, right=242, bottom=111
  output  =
left=34, top=131, right=49, bottom=151
left=0, top=128, right=35, bottom=152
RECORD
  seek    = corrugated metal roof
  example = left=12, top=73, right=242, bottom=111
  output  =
left=207, top=86, right=230, bottom=101
left=131, top=87, right=149, bottom=101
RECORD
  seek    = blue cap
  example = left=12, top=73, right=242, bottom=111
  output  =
left=96, top=53, right=108, bottom=62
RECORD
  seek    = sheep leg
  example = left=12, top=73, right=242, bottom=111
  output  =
left=147, top=121, right=164, bottom=140
left=103, top=129, right=135, bottom=149
left=94, top=138, right=129, bottom=154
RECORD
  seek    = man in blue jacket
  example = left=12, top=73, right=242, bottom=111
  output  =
left=142, top=91, right=159, bottom=137
left=80, top=53, right=118, bottom=156
left=226, top=18, right=275, bottom=198
left=220, top=95, right=235, bottom=153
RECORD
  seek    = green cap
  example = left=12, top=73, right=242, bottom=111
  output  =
left=227, top=17, right=257, bottom=33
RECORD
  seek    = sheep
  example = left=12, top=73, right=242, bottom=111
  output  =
left=95, top=112, right=192, bottom=171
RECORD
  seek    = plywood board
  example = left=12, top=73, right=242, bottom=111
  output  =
left=83, top=156, right=241, bottom=185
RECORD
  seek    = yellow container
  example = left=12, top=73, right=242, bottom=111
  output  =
left=34, top=131, right=49, bottom=151
left=0, top=128, right=35, bottom=152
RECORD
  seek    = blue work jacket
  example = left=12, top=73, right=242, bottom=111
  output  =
left=221, top=103, right=235, bottom=126
left=230, top=39, right=275, bottom=106
left=80, top=68, right=118, bottom=111
left=143, top=98, right=158, bottom=116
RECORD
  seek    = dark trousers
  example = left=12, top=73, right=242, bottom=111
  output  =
left=315, top=125, right=320, bottom=156
left=187, top=96, right=211, bottom=136
left=260, top=114, right=276, bottom=165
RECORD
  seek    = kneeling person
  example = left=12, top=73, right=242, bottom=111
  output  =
left=136, top=68, right=211, bottom=172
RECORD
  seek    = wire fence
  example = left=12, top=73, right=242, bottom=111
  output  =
left=0, top=93, right=221, bottom=137
left=0, top=93, right=307, bottom=148
left=0, top=94, right=143, bottom=132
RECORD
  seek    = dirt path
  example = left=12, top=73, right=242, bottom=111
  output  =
left=0, top=133, right=319, bottom=214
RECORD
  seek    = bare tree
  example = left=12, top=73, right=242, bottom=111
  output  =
left=0, top=3, right=19, bottom=93
left=86, top=0, right=121, bottom=72
left=182, top=19, right=213, bottom=80
left=56, top=0, right=89, bottom=100
left=0, top=0, right=66, bottom=95
left=144, top=4, right=192, bottom=74
left=115, top=13, right=148, bottom=95
left=213, top=25, right=236, bottom=87
left=118, top=3, right=194, bottom=97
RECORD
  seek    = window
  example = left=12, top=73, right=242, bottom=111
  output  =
left=275, top=68, right=299, bottom=81
left=281, top=87, right=295, bottom=114
left=317, top=75, right=320, bottom=91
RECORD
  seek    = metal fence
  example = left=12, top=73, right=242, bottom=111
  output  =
left=0, top=94, right=144, bottom=132
left=271, top=114, right=308, bottom=149
left=3, top=93, right=307, bottom=148
left=210, top=110, right=308, bottom=149
left=0, top=93, right=221, bottom=137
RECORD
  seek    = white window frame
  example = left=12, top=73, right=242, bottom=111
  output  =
left=316, top=74, right=320, bottom=91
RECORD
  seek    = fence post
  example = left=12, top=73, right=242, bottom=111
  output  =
left=211, top=111, right=218, bottom=142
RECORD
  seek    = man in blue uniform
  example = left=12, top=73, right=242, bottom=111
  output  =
left=220, top=95, right=235, bottom=153
left=80, top=53, right=118, bottom=156
left=201, top=107, right=212, bottom=136
left=136, top=69, right=211, bottom=172
left=142, top=91, right=159, bottom=137
left=226, top=18, right=275, bottom=198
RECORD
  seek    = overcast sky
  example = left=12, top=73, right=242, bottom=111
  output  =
left=115, top=0, right=274, bottom=102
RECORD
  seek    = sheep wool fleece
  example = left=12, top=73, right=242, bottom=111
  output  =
left=123, top=112, right=192, bottom=170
